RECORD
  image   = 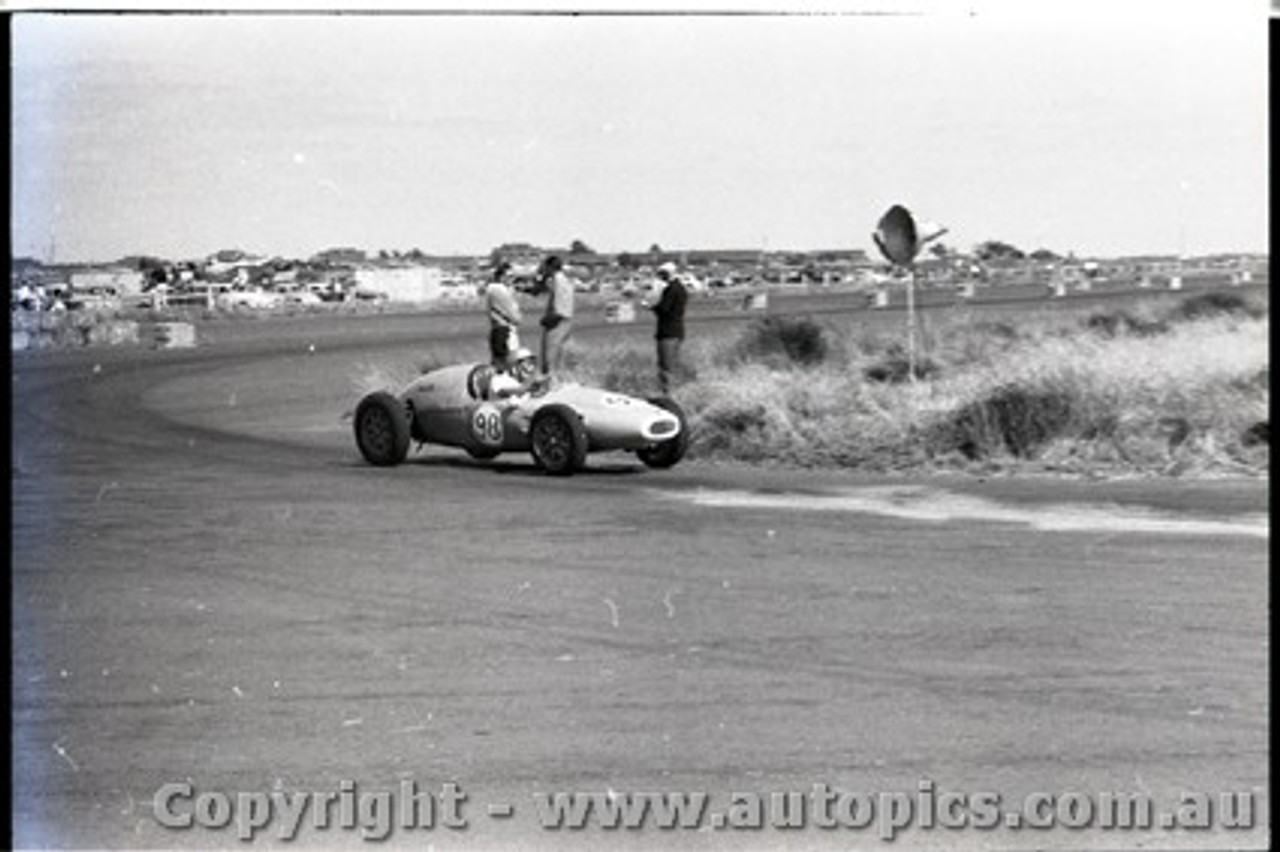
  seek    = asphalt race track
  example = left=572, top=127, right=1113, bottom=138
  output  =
left=11, top=290, right=1269, bottom=850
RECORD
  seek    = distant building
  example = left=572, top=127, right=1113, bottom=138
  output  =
left=271, top=268, right=299, bottom=287
left=489, top=244, right=545, bottom=269
left=352, top=265, right=443, bottom=303
left=205, top=252, right=270, bottom=277
left=70, top=268, right=146, bottom=296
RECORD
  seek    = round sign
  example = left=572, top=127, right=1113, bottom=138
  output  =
left=874, top=205, right=920, bottom=266
left=470, top=403, right=505, bottom=447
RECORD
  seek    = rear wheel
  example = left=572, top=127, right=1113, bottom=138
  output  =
left=529, top=404, right=588, bottom=475
left=637, top=397, right=688, bottom=469
left=354, top=391, right=411, bottom=466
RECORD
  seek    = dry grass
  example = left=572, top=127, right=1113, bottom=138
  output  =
left=640, top=295, right=1268, bottom=477
left=921, top=315, right=1268, bottom=475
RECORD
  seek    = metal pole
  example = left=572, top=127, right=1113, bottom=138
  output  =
left=906, top=266, right=917, bottom=384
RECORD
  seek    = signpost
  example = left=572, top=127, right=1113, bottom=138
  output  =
left=872, top=205, right=947, bottom=384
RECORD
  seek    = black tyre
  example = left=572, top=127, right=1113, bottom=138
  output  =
left=354, top=391, right=411, bottom=466
left=529, top=404, right=588, bottom=475
left=407, top=401, right=430, bottom=444
left=636, top=397, right=689, bottom=469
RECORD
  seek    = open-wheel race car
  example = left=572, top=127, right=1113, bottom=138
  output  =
left=353, top=362, right=688, bottom=475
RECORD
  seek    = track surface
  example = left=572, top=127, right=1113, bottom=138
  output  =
left=11, top=292, right=1269, bottom=850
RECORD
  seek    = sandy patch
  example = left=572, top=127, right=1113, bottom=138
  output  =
left=654, top=484, right=1268, bottom=539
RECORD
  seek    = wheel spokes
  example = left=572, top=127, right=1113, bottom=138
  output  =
left=361, top=408, right=392, bottom=455
left=535, top=418, right=570, bottom=467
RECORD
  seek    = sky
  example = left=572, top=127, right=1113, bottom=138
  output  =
left=10, top=3, right=1271, bottom=264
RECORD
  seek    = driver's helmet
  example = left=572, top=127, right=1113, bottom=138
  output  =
left=507, top=347, right=538, bottom=383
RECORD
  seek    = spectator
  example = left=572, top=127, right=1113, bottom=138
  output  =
left=15, top=284, right=39, bottom=311
left=537, top=255, right=574, bottom=376
left=647, top=261, right=688, bottom=394
left=485, top=260, right=522, bottom=367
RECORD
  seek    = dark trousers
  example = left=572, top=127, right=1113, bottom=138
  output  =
left=657, top=337, right=683, bottom=394
left=489, top=326, right=515, bottom=366
left=541, top=319, right=572, bottom=375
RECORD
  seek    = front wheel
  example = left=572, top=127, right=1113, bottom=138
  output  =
left=354, top=391, right=411, bottom=466
left=529, top=404, right=588, bottom=475
left=636, top=397, right=689, bottom=469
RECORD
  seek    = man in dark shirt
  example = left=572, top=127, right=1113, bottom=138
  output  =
left=537, top=255, right=575, bottom=376
left=649, top=262, right=688, bottom=394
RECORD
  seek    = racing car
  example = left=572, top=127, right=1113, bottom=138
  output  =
left=352, top=362, right=688, bottom=475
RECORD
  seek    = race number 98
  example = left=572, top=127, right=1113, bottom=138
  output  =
left=471, top=403, right=504, bottom=446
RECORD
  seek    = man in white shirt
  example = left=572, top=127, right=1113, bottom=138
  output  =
left=485, top=261, right=522, bottom=367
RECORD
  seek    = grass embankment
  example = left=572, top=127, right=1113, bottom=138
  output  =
left=371, top=291, right=1265, bottom=478
left=674, top=292, right=1269, bottom=476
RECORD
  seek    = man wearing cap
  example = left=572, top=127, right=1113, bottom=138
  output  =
left=648, top=261, right=688, bottom=394
left=537, top=255, right=575, bottom=376
left=485, top=260, right=522, bottom=367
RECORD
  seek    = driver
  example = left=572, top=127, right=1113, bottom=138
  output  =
left=488, top=347, right=546, bottom=399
